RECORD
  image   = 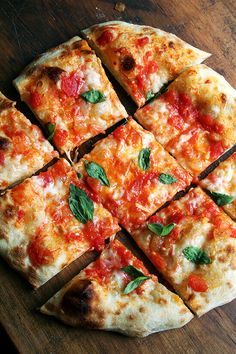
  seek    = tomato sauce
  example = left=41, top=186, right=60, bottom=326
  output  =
left=97, top=30, right=114, bottom=46
left=28, top=236, right=54, bottom=267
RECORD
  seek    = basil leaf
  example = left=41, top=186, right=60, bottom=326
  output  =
left=148, top=222, right=175, bottom=236
left=138, top=148, right=151, bottom=171
left=46, top=123, right=56, bottom=141
left=159, top=173, right=177, bottom=184
left=77, top=172, right=83, bottom=179
left=182, top=246, right=211, bottom=265
left=122, top=265, right=145, bottom=278
left=80, top=89, right=106, bottom=103
left=123, top=276, right=150, bottom=295
left=207, top=190, right=234, bottom=206
left=146, top=90, right=155, bottom=102
left=68, top=184, right=94, bottom=224
left=84, top=161, right=110, bottom=186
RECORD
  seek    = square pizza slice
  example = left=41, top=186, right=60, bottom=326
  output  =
left=0, top=158, right=120, bottom=288
left=41, top=239, right=193, bottom=337
left=13, top=37, right=127, bottom=156
left=199, top=152, right=236, bottom=220
left=135, top=64, right=236, bottom=177
left=74, top=118, right=192, bottom=229
left=0, top=92, right=57, bottom=190
left=130, top=187, right=236, bottom=316
left=82, top=21, right=210, bottom=107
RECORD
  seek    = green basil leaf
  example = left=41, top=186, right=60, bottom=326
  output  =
left=77, top=172, right=83, bottom=179
left=148, top=222, right=176, bottom=236
left=207, top=190, right=234, bottom=207
left=146, top=90, right=155, bottom=102
left=123, top=276, right=151, bottom=295
left=122, top=265, right=145, bottom=278
left=84, top=161, right=110, bottom=186
left=46, top=123, right=56, bottom=141
left=80, top=89, right=106, bottom=103
left=159, top=173, right=177, bottom=184
left=68, top=184, right=94, bottom=224
left=138, top=148, right=151, bottom=171
left=182, top=246, right=211, bottom=265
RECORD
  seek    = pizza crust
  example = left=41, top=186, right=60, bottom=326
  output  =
left=41, top=240, right=193, bottom=337
left=82, top=21, right=211, bottom=106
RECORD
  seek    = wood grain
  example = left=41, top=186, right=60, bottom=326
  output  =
left=0, top=1, right=235, bottom=353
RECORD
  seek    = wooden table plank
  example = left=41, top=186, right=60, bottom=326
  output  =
left=0, top=1, right=235, bottom=353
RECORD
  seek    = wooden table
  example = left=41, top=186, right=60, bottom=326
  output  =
left=0, top=1, right=235, bottom=353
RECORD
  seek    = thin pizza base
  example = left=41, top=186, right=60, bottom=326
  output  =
left=130, top=187, right=236, bottom=316
left=135, top=64, right=236, bottom=176
left=0, top=92, right=57, bottom=190
left=13, top=36, right=127, bottom=156
left=74, top=118, right=192, bottom=229
left=199, top=153, right=236, bottom=220
left=41, top=239, right=193, bottom=337
left=0, top=159, right=120, bottom=288
left=82, top=21, right=210, bottom=106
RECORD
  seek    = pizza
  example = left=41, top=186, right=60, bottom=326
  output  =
left=0, top=158, right=120, bottom=288
left=41, top=239, right=193, bottom=337
left=74, top=118, right=192, bottom=229
left=82, top=21, right=210, bottom=107
left=199, top=153, right=236, bottom=220
left=135, top=64, right=236, bottom=177
left=0, top=92, right=57, bottom=190
left=130, top=187, right=236, bottom=316
left=13, top=36, right=127, bottom=157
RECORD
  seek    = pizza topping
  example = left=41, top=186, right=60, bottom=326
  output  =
left=80, top=89, right=106, bottom=103
left=120, top=55, right=136, bottom=71
left=207, top=190, right=234, bottom=206
left=0, top=151, right=5, bottom=165
left=138, top=148, right=151, bottom=171
left=188, top=274, right=208, bottom=292
left=96, top=29, right=114, bottom=46
left=30, top=91, right=42, bottom=109
left=28, top=237, right=54, bottom=267
left=182, top=246, right=211, bottom=265
left=146, top=90, right=155, bottom=101
left=44, top=66, right=65, bottom=83
left=53, top=128, right=68, bottom=147
left=61, top=72, right=84, bottom=97
left=46, top=122, right=56, bottom=142
left=148, top=222, right=176, bottom=236
left=159, top=173, right=177, bottom=184
left=84, top=161, right=110, bottom=186
left=0, top=136, right=11, bottom=150
left=150, top=251, right=167, bottom=271
left=136, top=36, right=149, bottom=47
left=209, top=141, right=224, bottom=160
left=197, top=113, right=223, bottom=134
left=69, top=184, right=94, bottom=224
left=122, top=265, right=150, bottom=294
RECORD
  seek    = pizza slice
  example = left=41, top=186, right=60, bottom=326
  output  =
left=130, top=187, right=236, bottom=316
left=0, top=92, right=57, bottom=190
left=82, top=21, right=210, bottom=107
left=13, top=36, right=127, bottom=157
left=74, top=118, right=192, bottom=229
left=199, top=152, right=236, bottom=220
left=0, top=158, right=120, bottom=288
left=40, top=239, right=193, bottom=337
left=135, top=64, right=236, bottom=177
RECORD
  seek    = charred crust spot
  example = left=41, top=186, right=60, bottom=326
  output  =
left=156, top=297, right=167, bottom=305
left=62, top=279, right=93, bottom=316
left=71, top=40, right=89, bottom=50
left=0, top=99, right=15, bottom=112
left=81, top=50, right=93, bottom=55
left=128, top=314, right=135, bottom=320
left=0, top=137, right=11, bottom=150
left=227, top=281, right=233, bottom=288
left=0, top=229, right=7, bottom=240
left=168, top=41, right=175, bottom=48
left=120, top=55, right=136, bottom=71
left=44, top=66, right=65, bottom=83
left=139, top=306, right=145, bottom=313
left=220, top=93, right=227, bottom=104
left=4, top=205, right=15, bottom=218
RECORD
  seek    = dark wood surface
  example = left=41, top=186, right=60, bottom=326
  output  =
left=0, top=1, right=236, bottom=353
